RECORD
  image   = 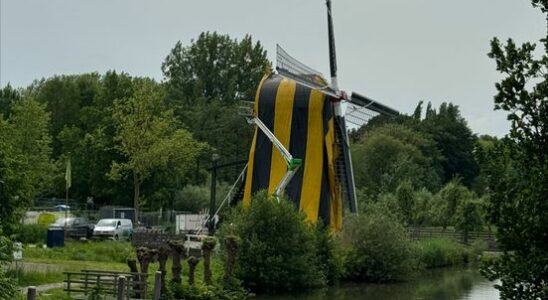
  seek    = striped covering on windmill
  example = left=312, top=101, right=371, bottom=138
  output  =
left=243, top=73, right=343, bottom=230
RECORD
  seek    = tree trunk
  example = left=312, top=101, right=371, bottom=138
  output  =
left=127, top=259, right=142, bottom=299
left=158, top=247, right=169, bottom=294
left=168, top=240, right=185, bottom=284
left=203, top=249, right=212, bottom=285
left=187, top=256, right=200, bottom=286
left=134, top=171, right=140, bottom=224
left=202, top=237, right=216, bottom=285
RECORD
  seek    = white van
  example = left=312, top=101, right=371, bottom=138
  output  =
left=93, top=218, right=133, bottom=241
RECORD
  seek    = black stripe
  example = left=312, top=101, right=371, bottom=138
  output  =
left=318, top=96, right=332, bottom=225
left=285, top=82, right=311, bottom=208
left=318, top=153, right=331, bottom=226
left=323, top=96, right=333, bottom=135
left=251, top=75, right=282, bottom=195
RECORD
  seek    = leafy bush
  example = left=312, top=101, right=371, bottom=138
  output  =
left=15, top=224, right=47, bottom=244
left=174, top=180, right=230, bottom=213
left=218, top=191, right=326, bottom=293
left=313, top=222, right=343, bottom=284
left=0, top=229, right=17, bottom=299
left=414, top=238, right=469, bottom=268
left=167, top=281, right=247, bottom=300
left=37, top=212, right=56, bottom=225
left=338, top=206, right=413, bottom=282
left=469, top=239, right=487, bottom=258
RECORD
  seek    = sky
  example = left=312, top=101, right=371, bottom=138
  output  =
left=0, top=0, right=545, bottom=136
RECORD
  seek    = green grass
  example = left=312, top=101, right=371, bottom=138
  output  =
left=23, top=240, right=135, bottom=263
left=19, top=288, right=71, bottom=300
left=15, top=239, right=224, bottom=298
left=413, top=238, right=470, bottom=269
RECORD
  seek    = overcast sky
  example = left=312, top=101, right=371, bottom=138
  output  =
left=1, top=0, right=545, bottom=136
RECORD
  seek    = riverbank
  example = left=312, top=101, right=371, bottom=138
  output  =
left=14, top=237, right=491, bottom=300
left=254, top=266, right=499, bottom=300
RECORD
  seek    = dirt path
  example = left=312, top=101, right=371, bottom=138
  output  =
left=20, top=282, right=64, bottom=294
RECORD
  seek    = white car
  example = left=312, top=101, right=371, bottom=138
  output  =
left=93, top=218, right=133, bottom=241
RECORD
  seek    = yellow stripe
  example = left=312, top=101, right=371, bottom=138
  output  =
left=243, top=75, right=269, bottom=207
left=325, top=117, right=342, bottom=230
left=299, top=89, right=325, bottom=222
left=268, top=78, right=296, bottom=193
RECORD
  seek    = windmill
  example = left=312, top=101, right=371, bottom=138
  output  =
left=273, top=0, right=399, bottom=214
left=208, top=0, right=399, bottom=231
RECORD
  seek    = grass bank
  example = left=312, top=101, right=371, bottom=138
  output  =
left=14, top=240, right=224, bottom=299
left=413, top=238, right=486, bottom=269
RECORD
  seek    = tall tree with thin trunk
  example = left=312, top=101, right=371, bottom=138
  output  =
left=110, top=78, right=206, bottom=221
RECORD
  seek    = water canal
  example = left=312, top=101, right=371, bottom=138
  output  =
left=254, top=266, right=499, bottom=300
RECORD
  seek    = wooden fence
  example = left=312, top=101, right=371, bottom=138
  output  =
left=63, top=269, right=148, bottom=299
left=131, top=229, right=206, bottom=257
left=408, top=227, right=499, bottom=251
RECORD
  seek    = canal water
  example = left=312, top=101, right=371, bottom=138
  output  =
left=254, top=266, right=499, bottom=300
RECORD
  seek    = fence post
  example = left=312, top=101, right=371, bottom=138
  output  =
left=153, top=271, right=162, bottom=300
left=116, top=276, right=126, bottom=300
left=27, top=286, right=36, bottom=300
left=67, top=273, right=71, bottom=297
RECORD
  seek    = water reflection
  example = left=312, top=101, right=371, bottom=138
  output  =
left=254, top=266, right=499, bottom=300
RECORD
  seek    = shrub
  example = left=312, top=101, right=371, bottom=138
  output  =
left=37, top=212, right=56, bottom=225
left=313, top=222, right=342, bottom=284
left=414, top=238, right=469, bottom=268
left=218, top=191, right=326, bottom=293
left=168, top=281, right=246, bottom=300
left=469, top=239, right=487, bottom=259
left=15, top=224, right=47, bottom=244
left=0, top=229, right=17, bottom=299
left=338, top=207, right=413, bottom=282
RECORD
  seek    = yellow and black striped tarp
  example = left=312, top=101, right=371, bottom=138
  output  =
left=243, top=73, right=342, bottom=230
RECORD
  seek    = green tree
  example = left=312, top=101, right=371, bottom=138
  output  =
left=0, top=97, right=53, bottom=232
left=9, top=98, right=54, bottom=195
left=420, top=102, right=479, bottom=186
left=481, top=2, right=548, bottom=298
left=454, top=199, right=483, bottom=244
left=395, top=180, right=415, bottom=225
left=411, top=188, right=435, bottom=227
left=0, top=84, right=21, bottom=117
left=431, top=180, right=473, bottom=230
left=162, top=32, right=271, bottom=182
left=110, top=79, right=206, bottom=221
left=351, top=123, right=442, bottom=198
left=162, top=32, right=270, bottom=106
left=30, top=75, right=84, bottom=156
left=55, top=72, right=134, bottom=206
left=472, top=135, right=508, bottom=195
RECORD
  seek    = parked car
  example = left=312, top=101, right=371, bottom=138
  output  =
left=53, top=204, right=70, bottom=211
left=93, top=218, right=133, bottom=241
left=49, top=217, right=95, bottom=239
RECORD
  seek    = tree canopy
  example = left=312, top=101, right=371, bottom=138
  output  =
left=110, top=79, right=206, bottom=219
left=162, top=32, right=271, bottom=181
left=481, top=2, right=548, bottom=297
